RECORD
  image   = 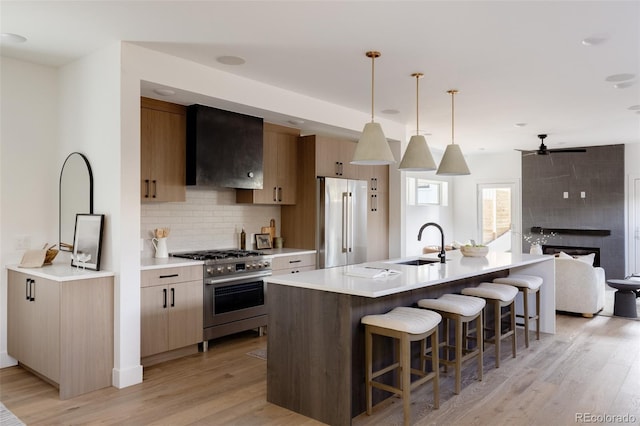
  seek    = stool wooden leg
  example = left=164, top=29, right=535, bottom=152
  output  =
left=400, top=333, right=411, bottom=426
left=522, top=288, right=530, bottom=348
left=454, top=317, right=462, bottom=394
left=444, top=318, right=450, bottom=373
left=494, top=300, right=501, bottom=368
left=432, top=328, right=440, bottom=409
left=365, top=327, right=373, bottom=415
left=510, top=300, right=516, bottom=358
left=535, top=289, right=541, bottom=341
left=477, top=311, right=483, bottom=382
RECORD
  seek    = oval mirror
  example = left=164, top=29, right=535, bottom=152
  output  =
left=59, top=152, right=93, bottom=251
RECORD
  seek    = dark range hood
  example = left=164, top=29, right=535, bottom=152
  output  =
left=186, top=104, right=263, bottom=189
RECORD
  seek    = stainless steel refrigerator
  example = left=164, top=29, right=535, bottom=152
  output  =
left=317, top=177, right=368, bottom=268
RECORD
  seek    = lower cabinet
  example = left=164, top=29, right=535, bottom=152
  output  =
left=140, top=266, right=203, bottom=359
left=271, top=252, right=316, bottom=275
left=7, top=269, right=114, bottom=400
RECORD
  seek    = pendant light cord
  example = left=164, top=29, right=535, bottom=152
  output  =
left=370, top=54, right=375, bottom=122
left=416, top=75, right=420, bottom=135
left=448, top=89, right=458, bottom=145
left=366, top=51, right=380, bottom=123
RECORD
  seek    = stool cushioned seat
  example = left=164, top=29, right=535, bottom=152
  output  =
left=494, top=274, right=543, bottom=290
left=418, top=293, right=486, bottom=316
left=461, top=282, right=518, bottom=301
left=361, top=307, right=442, bottom=334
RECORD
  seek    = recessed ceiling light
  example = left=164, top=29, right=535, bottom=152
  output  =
left=606, top=73, right=635, bottom=82
left=153, top=88, right=175, bottom=96
left=381, top=109, right=399, bottom=115
left=614, top=81, right=635, bottom=89
left=419, top=131, right=432, bottom=136
left=287, top=119, right=305, bottom=126
left=628, top=105, right=640, bottom=111
left=514, top=123, right=527, bottom=128
left=216, top=56, right=246, bottom=66
left=581, top=36, right=606, bottom=46
left=1, top=33, right=27, bottom=43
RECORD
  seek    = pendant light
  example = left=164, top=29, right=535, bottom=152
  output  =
left=398, top=73, right=437, bottom=171
left=351, top=51, right=395, bottom=165
left=436, top=89, right=470, bottom=175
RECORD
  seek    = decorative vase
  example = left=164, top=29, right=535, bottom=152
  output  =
left=529, top=243, right=543, bottom=255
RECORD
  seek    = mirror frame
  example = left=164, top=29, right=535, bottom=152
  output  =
left=59, top=152, right=94, bottom=252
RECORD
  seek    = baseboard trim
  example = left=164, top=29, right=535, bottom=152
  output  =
left=112, top=364, right=143, bottom=388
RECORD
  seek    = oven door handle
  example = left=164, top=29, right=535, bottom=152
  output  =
left=205, top=271, right=272, bottom=285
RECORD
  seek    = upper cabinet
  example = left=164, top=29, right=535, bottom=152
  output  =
left=315, top=135, right=357, bottom=179
left=236, top=123, right=299, bottom=205
left=141, top=97, right=186, bottom=202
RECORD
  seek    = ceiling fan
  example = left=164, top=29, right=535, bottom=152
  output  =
left=519, top=134, right=587, bottom=156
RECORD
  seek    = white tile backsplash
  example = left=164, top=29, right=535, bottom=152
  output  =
left=141, top=187, right=281, bottom=258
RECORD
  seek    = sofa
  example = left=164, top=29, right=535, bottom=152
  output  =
left=555, top=256, right=606, bottom=317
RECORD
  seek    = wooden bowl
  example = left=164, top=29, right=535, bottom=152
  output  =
left=460, top=246, right=489, bottom=257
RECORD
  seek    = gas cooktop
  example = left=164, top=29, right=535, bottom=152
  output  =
left=171, top=249, right=264, bottom=261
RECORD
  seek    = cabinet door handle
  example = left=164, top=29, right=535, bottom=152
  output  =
left=25, top=279, right=30, bottom=301
left=335, top=162, right=340, bottom=176
left=374, top=194, right=378, bottom=212
left=289, top=259, right=302, bottom=264
left=152, top=180, right=157, bottom=198
left=29, top=279, right=35, bottom=302
left=144, top=180, right=150, bottom=198
left=278, top=187, right=283, bottom=202
left=339, top=162, right=344, bottom=176
left=171, top=288, right=175, bottom=307
left=159, top=274, right=179, bottom=279
left=163, top=288, right=167, bottom=309
left=273, top=187, right=277, bottom=202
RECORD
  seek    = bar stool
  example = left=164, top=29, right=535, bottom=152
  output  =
left=417, top=294, right=485, bottom=395
left=493, top=274, right=543, bottom=348
left=461, top=282, right=518, bottom=368
left=361, top=307, right=442, bottom=426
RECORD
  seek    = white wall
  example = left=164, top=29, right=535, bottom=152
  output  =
left=0, top=57, right=59, bottom=368
left=451, top=151, right=521, bottom=245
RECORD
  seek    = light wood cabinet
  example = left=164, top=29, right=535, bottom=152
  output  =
left=7, top=269, right=114, bottom=399
left=315, top=135, right=358, bottom=179
left=359, top=165, right=389, bottom=261
left=271, top=252, right=316, bottom=275
left=140, top=266, right=203, bottom=358
left=236, top=123, right=299, bottom=205
left=141, top=97, right=186, bottom=202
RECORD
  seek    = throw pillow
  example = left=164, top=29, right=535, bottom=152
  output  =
left=558, top=251, right=573, bottom=259
left=575, top=253, right=595, bottom=266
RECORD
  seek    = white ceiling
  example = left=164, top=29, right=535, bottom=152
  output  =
left=2, top=1, right=639, bottom=154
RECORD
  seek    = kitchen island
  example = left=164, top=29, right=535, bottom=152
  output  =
left=265, top=251, right=554, bottom=426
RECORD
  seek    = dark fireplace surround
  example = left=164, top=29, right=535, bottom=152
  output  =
left=522, top=144, right=625, bottom=278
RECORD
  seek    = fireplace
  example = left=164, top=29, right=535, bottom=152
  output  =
left=542, top=245, right=601, bottom=267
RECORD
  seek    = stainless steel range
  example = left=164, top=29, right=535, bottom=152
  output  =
left=172, top=249, right=272, bottom=351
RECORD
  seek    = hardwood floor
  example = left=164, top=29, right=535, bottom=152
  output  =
left=1, top=315, right=639, bottom=425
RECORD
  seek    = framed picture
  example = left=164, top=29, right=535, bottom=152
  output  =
left=255, top=233, right=272, bottom=250
left=71, top=214, right=104, bottom=270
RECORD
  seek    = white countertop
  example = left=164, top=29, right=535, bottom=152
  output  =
left=266, top=250, right=553, bottom=298
left=7, top=264, right=115, bottom=282
left=141, top=257, right=204, bottom=270
left=258, top=248, right=316, bottom=258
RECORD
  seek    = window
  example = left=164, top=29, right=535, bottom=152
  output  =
left=407, top=178, right=448, bottom=206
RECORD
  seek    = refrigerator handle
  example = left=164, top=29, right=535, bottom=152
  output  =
left=348, top=192, right=353, bottom=252
left=342, top=192, right=348, bottom=253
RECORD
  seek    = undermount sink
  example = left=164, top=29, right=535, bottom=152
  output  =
left=394, top=258, right=440, bottom=266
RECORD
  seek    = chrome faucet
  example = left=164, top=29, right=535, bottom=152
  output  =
left=417, top=222, right=446, bottom=263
